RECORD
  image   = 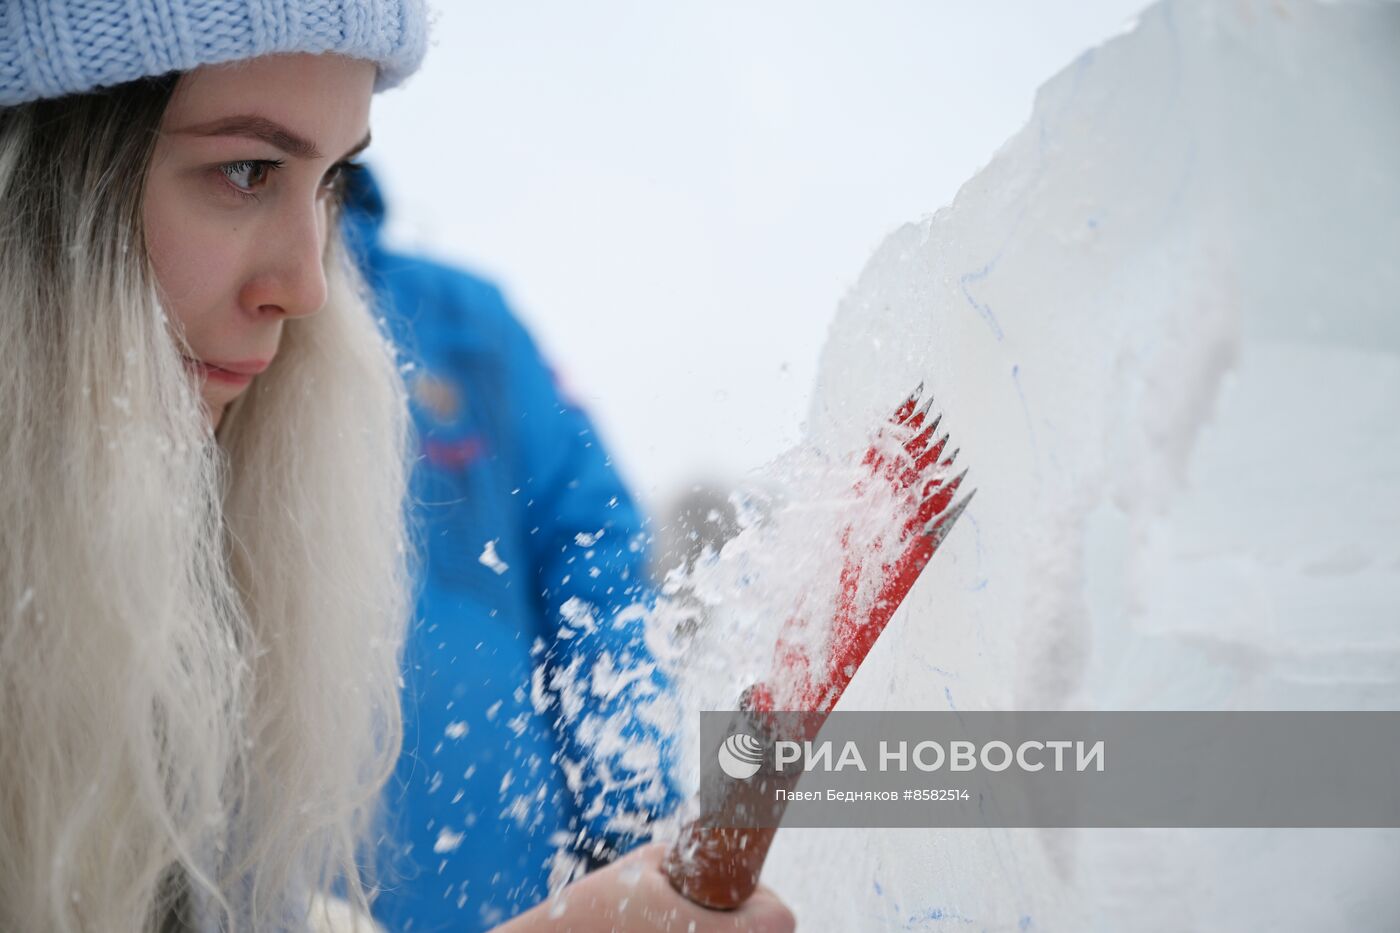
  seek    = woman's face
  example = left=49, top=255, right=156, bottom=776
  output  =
left=143, top=53, right=376, bottom=429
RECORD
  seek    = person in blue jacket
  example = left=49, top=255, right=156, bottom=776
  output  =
left=339, top=163, right=684, bottom=932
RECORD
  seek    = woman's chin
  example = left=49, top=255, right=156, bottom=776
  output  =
left=201, top=396, right=227, bottom=432
left=200, top=384, right=246, bottom=433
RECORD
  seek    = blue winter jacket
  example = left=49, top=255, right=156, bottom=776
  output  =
left=339, top=165, right=682, bottom=932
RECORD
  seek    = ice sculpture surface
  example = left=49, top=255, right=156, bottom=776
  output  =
left=754, top=0, right=1400, bottom=928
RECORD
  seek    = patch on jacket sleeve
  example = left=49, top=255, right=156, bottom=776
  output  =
left=423, top=435, right=485, bottom=470
left=413, top=370, right=463, bottom=425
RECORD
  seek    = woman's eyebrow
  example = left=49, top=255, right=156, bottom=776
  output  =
left=171, top=114, right=371, bottom=161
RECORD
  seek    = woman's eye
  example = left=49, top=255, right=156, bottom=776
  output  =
left=215, top=158, right=362, bottom=203
left=219, top=159, right=280, bottom=199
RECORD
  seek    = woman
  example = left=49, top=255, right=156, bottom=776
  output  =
left=0, top=3, right=793, bottom=931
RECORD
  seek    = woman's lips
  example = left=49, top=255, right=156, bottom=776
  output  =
left=183, top=357, right=269, bottom=388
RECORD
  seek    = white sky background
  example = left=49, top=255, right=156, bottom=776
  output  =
left=366, top=1, right=1149, bottom=515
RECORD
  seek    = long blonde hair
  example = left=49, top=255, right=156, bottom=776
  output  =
left=0, top=74, right=413, bottom=931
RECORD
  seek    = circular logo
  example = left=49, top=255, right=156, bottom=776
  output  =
left=717, top=732, right=765, bottom=780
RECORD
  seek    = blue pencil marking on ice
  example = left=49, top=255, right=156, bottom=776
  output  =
left=958, top=261, right=1005, bottom=341
left=1019, top=916, right=1034, bottom=930
left=1011, top=364, right=1037, bottom=455
left=963, top=514, right=988, bottom=592
left=944, top=686, right=957, bottom=711
left=904, top=905, right=976, bottom=927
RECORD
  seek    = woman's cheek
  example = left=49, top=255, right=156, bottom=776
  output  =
left=146, top=197, right=237, bottom=337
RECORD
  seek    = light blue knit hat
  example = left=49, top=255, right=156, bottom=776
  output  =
left=0, top=0, right=431, bottom=106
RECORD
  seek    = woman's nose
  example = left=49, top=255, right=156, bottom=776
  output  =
left=239, top=199, right=329, bottom=320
